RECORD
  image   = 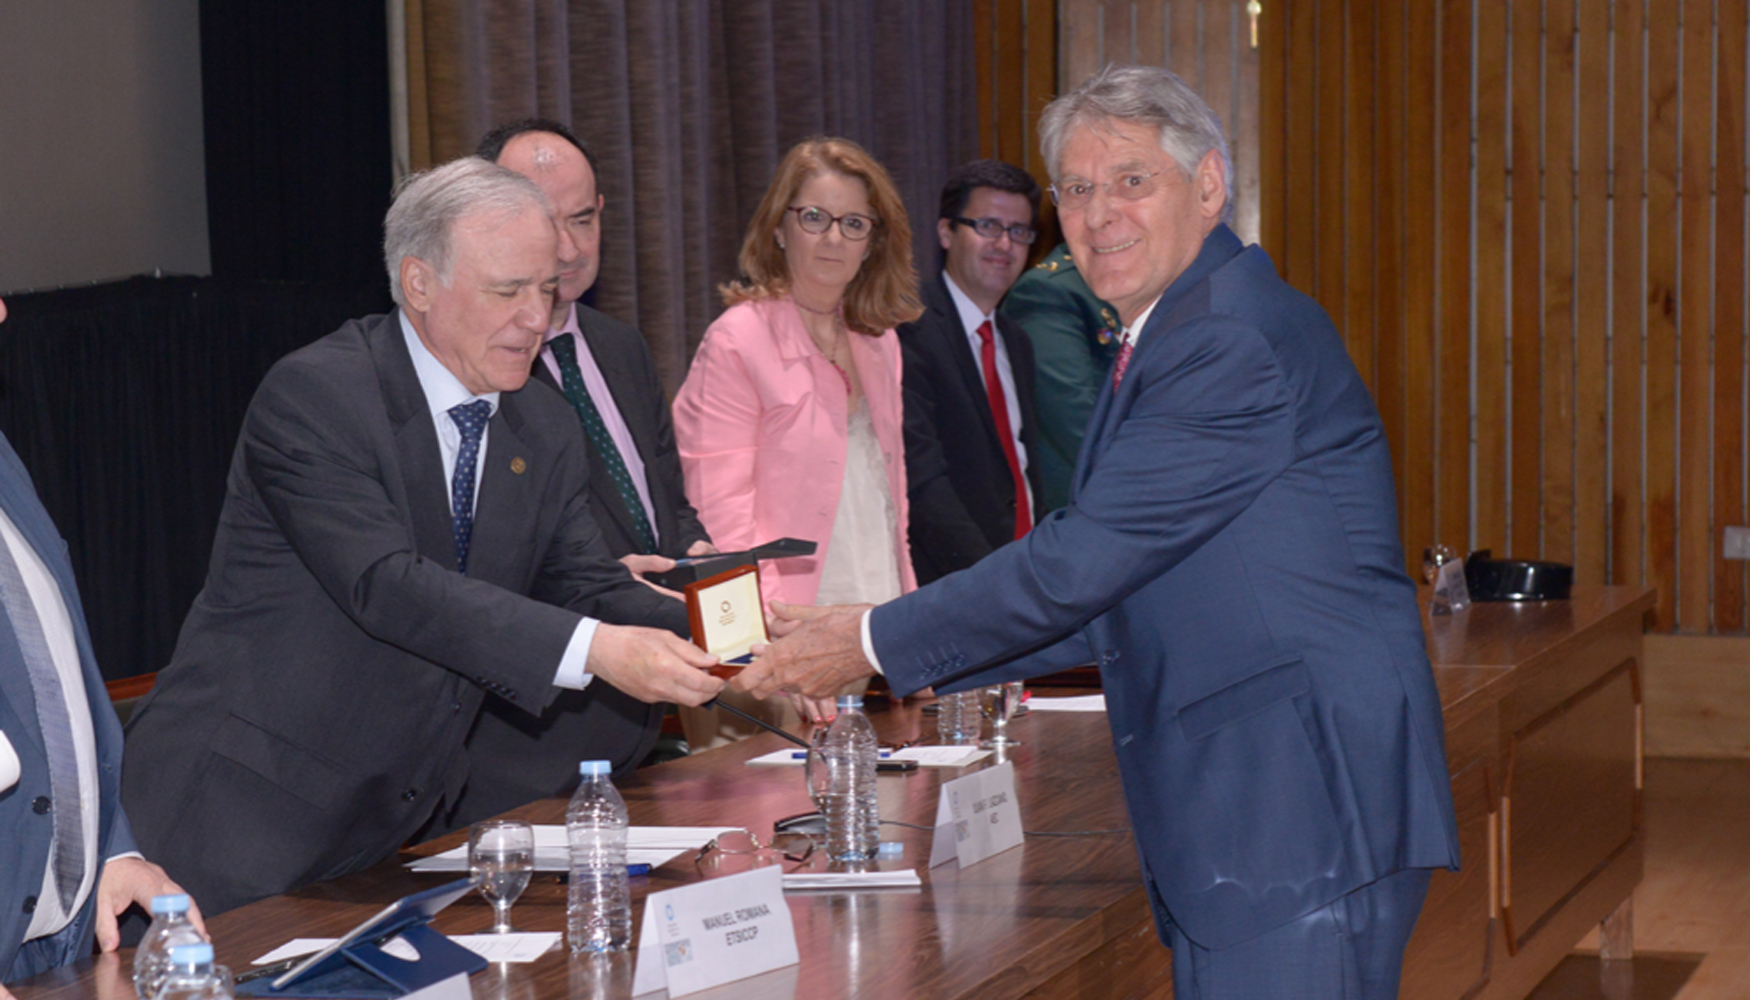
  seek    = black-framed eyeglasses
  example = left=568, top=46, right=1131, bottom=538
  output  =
left=1049, top=169, right=1168, bottom=211
left=950, top=216, right=1038, bottom=245
left=786, top=205, right=877, bottom=241
left=694, top=829, right=815, bottom=870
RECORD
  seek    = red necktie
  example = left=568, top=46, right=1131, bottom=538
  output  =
left=1112, top=338, right=1135, bottom=388
left=977, top=321, right=1033, bottom=538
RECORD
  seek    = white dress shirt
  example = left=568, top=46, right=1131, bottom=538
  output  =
left=398, top=312, right=597, bottom=691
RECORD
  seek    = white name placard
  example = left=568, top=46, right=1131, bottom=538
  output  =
left=928, top=760, right=1024, bottom=868
left=631, top=866, right=798, bottom=997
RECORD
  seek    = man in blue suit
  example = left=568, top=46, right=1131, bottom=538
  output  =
left=737, top=66, right=1459, bottom=999
left=0, top=296, right=202, bottom=994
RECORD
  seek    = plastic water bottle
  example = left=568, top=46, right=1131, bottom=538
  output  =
left=153, top=943, right=232, bottom=1000
left=936, top=690, right=979, bottom=745
left=567, top=759, right=632, bottom=953
left=820, top=694, right=880, bottom=861
left=134, top=894, right=205, bottom=999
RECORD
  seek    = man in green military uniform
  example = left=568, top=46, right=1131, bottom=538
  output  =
left=1002, top=242, right=1122, bottom=512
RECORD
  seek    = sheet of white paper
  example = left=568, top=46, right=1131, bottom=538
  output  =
left=252, top=939, right=332, bottom=965
left=781, top=870, right=922, bottom=890
left=253, top=932, right=562, bottom=967
left=1025, top=694, right=1106, bottom=712
left=405, top=826, right=735, bottom=872
left=632, top=867, right=799, bottom=997
left=744, top=746, right=989, bottom=768
left=891, top=746, right=991, bottom=767
left=448, top=933, right=562, bottom=963
left=400, top=972, right=471, bottom=1000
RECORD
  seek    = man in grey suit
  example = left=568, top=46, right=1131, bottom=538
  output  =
left=0, top=296, right=202, bottom=994
left=120, top=159, right=725, bottom=916
left=446, top=120, right=718, bottom=829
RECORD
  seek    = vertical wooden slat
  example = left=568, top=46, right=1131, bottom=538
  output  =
left=1403, top=0, right=1439, bottom=560
left=1437, top=0, right=1473, bottom=549
left=994, top=0, right=1027, bottom=167
left=1106, top=0, right=1137, bottom=67
left=1342, top=3, right=1377, bottom=389
left=1203, top=2, right=1236, bottom=144
left=1611, top=0, right=1646, bottom=592
left=1137, top=0, right=1167, bottom=67
left=1678, top=0, right=1715, bottom=631
left=1510, top=0, right=1543, bottom=560
left=1259, top=0, right=1289, bottom=259
left=1716, top=0, right=1748, bottom=632
left=1062, top=0, right=1102, bottom=89
left=1543, top=0, right=1577, bottom=565
left=1234, top=0, right=1264, bottom=244
left=1171, top=0, right=1202, bottom=86
left=1024, top=0, right=1058, bottom=182
left=1645, top=0, right=1681, bottom=629
left=1573, top=0, right=1610, bottom=584
left=1283, top=0, right=1319, bottom=286
left=1377, top=0, right=1411, bottom=570
left=975, top=0, right=996, bottom=158
left=1315, top=0, right=1348, bottom=330
left=1474, top=0, right=1509, bottom=555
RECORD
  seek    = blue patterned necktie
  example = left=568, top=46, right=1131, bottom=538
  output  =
left=448, top=399, right=492, bottom=575
left=0, top=530, right=85, bottom=910
left=547, top=334, right=658, bottom=554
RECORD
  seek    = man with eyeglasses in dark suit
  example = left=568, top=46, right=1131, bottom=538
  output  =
left=898, top=160, right=1045, bottom=584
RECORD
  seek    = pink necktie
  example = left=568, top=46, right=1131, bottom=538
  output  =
left=1112, top=338, right=1135, bottom=388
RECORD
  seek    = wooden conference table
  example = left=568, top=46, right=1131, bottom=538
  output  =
left=13, top=585, right=1652, bottom=1000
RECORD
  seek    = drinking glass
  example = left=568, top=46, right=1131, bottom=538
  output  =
left=980, top=681, right=1024, bottom=749
left=469, top=820, right=534, bottom=933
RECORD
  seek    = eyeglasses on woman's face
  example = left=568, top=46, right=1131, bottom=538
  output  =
left=786, top=205, right=877, bottom=241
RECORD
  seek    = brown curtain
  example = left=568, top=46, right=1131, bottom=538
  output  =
left=405, top=0, right=979, bottom=391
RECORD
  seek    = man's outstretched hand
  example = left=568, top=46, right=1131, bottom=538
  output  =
left=736, top=602, right=876, bottom=699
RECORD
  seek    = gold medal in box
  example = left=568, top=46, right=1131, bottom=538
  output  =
left=685, top=564, right=768, bottom=679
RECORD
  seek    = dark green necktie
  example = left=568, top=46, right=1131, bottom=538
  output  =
left=547, top=334, right=658, bottom=554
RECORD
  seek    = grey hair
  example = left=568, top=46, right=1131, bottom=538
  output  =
left=383, top=157, right=553, bottom=307
left=1039, top=64, right=1233, bottom=222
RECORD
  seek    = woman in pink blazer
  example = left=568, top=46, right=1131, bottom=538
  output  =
left=674, top=137, right=923, bottom=745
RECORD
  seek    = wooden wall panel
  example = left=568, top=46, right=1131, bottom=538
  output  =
left=1644, top=3, right=1680, bottom=630
left=1718, top=0, right=1749, bottom=634
left=1611, top=0, right=1646, bottom=596
left=1260, top=0, right=1750, bottom=636
left=1574, top=0, right=1609, bottom=586
left=1543, top=0, right=1576, bottom=568
left=1437, top=0, right=1471, bottom=551
left=1509, top=0, right=1543, bottom=561
left=1474, top=0, right=1508, bottom=556
left=1678, top=0, right=1712, bottom=631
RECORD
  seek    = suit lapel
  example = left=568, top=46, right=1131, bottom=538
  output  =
left=927, top=276, right=1005, bottom=454
left=0, top=448, right=80, bottom=755
left=372, top=313, right=459, bottom=572
left=1071, top=226, right=1247, bottom=501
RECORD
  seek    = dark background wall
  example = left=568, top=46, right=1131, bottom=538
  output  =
left=1, top=1, right=393, bottom=680
left=0, top=2, right=211, bottom=293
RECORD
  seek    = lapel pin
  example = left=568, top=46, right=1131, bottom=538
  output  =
left=510, top=457, right=527, bottom=475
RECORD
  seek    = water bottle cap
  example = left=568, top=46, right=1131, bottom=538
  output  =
left=150, top=893, right=191, bottom=914
left=835, top=694, right=862, bottom=710
left=169, top=943, right=213, bottom=966
left=578, top=759, right=611, bottom=776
